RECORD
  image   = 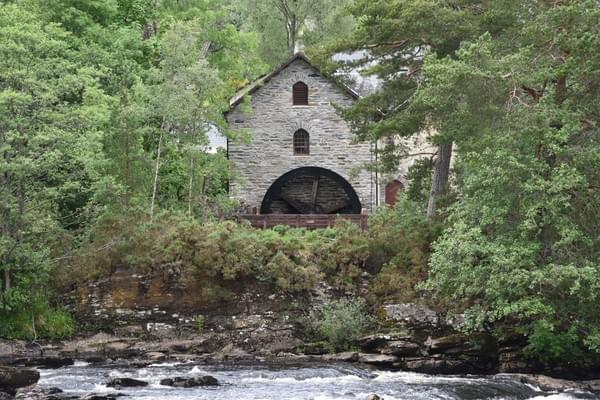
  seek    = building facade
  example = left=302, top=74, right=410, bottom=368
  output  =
left=227, top=53, right=380, bottom=214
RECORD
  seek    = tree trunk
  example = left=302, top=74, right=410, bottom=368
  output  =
left=427, top=142, right=453, bottom=219
left=149, top=127, right=164, bottom=223
left=188, top=156, right=194, bottom=217
left=3, top=269, right=10, bottom=292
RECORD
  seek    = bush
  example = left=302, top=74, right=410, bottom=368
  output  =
left=305, top=297, right=374, bottom=352
left=195, top=315, right=205, bottom=332
left=367, top=199, right=440, bottom=303
left=0, top=299, right=75, bottom=340
left=63, top=215, right=371, bottom=295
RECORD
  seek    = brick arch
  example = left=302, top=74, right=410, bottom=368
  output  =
left=260, top=167, right=362, bottom=214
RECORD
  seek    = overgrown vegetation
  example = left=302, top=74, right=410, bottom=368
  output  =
left=304, top=297, right=374, bottom=352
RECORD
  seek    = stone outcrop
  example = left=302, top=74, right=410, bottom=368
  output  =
left=0, top=366, right=39, bottom=395
left=160, top=376, right=219, bottom=387
left=106, top=378, right=148, bottom=388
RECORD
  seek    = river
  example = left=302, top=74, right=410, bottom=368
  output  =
left=37, top=361, right=599, bottom=400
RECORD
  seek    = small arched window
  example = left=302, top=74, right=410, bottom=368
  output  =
left=292, top=81, right=308, bottom=105
left=293, top=129, right=310, bottom=155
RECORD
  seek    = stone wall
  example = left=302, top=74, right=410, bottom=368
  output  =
left=227, top=58, right=374, bottom=212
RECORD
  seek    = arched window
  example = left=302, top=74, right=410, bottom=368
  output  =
left=292, top=81, right=308, bottom=105
left=293, top=129, right=310, bottom=155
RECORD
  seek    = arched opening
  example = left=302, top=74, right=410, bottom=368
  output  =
left=293, top=129, right=310, bottom=155
left=385, top=180, right=404, bottom=206
left=261, top=167, right=361, bottom=214
left=292, top=81, right=308, bottom=105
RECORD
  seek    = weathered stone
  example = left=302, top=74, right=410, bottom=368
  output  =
left=11, top=356, right=74, bottom=369
left=214, top=344, right=252, bottom=361
left=160, top=376, right=219, bottom=387
left=383, top=304, right=440, bottom=326
left=425, top=334, right=467, bottom=354
left=227, top=55, right=375, bottom=212
left=403, top=357, right=468, bottom=375
left=0, top=392, right=12, bottom=400
left=366, top=395, right=383, bottom=400
left=144, top=351, right=166, bottom=361
left=358, top=334, right=391, bottom=352
left=107, top=377, right=148, bottom=388
left=381, top=340, right=420, bottom=356
left=498, top=349, right=530, bottom=373
left=358, top=353, right=398, bottom=365
left=0, top=367, right=39, bottom=395
left=322, top=352, right=359, bottom=362
left=146, top=323, right=176, bottom=339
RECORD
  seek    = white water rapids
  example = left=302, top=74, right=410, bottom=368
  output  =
left=37, top=361, right=600, bottom=400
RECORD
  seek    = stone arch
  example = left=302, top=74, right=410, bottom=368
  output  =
left=260, top=167, right=362, bottom=214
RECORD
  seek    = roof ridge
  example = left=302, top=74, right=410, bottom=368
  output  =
left=228, top=53, right=359, bottom=110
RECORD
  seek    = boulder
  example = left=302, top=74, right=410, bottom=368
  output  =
left=322, top=352, right=359, bottom=362
left=358, top=335, right=391, bottom=352
left=160, top=376, right=219, bottom=387
left=11, top=357, right=74, bottom=369
left=0, top=367, right=39, bottom=395
left=403, top=357, right=476, bottom=375
left=106, top=377, right=148, bottom=388
left=366, top=395, right=383, bottom=400
left=358, top=354, right=398, bottom=365
left=381, top=340, right=420, bottom=356
left=144, top=352, right=166, bottom=361
left=213, top=344, right=252, bottom=361
left=0, top=392, right=12, bottom=400
left=146, top=323, right=176, bottom=339
left=425, top=334, right=467, bottom=354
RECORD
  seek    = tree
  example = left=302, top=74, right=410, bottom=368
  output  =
left=239, top=0, right=354, bottom=65
left=419, top=1, right=600, bottom=361
left=330, top=0, right=494, bottom=218
left=0, top=4, right=112, bottom=319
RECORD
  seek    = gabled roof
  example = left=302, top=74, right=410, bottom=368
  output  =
left=228, top=52, right=360, bottom=109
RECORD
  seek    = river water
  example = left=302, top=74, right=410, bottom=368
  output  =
left=38, top=361, right=599, bottom=400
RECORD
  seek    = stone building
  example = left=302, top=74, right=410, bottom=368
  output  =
left=226, top=53, right=413, bottom=214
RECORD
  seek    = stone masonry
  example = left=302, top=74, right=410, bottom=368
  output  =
left=227, top=54, right=374, bottom=212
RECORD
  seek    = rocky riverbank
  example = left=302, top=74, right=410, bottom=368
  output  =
left=3, top=268, right=600, bottom=398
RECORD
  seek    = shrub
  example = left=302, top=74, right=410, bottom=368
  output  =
left=305, top=297, right=374, bottom=352
left=0, top=299, right=75, bottom=340
left=195, top=315, right=205, bottom=332
left=367, top=199, right=440, bottom=303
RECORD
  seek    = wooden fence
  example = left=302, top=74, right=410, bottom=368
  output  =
left=237, top=214, right=369, bottom=230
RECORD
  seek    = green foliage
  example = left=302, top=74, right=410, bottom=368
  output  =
left=195, top=314, right=205, bottom=332
left=305, top=297, right=374, bottom=352
left=418, top=2, right=600, bottom=363
left=0, top=299, right=75, bottom=340
left=64, top=215, right=372, bottom=294
left=367, top=198, right=439, bottom=303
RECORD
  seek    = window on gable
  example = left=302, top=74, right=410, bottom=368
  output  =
left=292, top=81, right=308, bottom=105
left=293, top=129, right=310, bottom=155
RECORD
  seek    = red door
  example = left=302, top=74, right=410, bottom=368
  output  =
left=385, top=180, right=403, bottom=206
